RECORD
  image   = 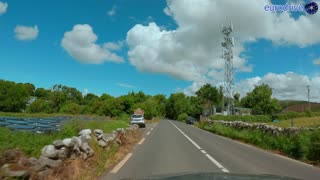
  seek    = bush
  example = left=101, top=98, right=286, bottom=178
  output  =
left=307, top=129, right=320, bottom=161
left=26, top=99, right=54, bottom=113
left=60, top=102, right=81, bottom=114
left=202, top=124, right=319, bottom=162
left=209, top=115, right=272, bottom=123
left=177, top=113, right=188, bottom=122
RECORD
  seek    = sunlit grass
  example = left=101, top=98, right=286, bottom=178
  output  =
left=269, top=116, right=320, bottom=128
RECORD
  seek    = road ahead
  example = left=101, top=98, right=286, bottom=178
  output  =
left=105, top=120, right=320, bottom=180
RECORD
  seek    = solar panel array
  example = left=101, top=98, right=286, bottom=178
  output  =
left=0, top=116, right=71, bottom=133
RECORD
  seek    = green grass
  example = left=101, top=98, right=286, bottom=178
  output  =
left=269, top=116, right=320, bottom=128
left=202, top=123, right=320, bottom=162
left=0, top=117, right=129, bottom=158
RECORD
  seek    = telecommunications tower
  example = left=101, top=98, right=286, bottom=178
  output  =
left=221, top=22, right=234, bottom=115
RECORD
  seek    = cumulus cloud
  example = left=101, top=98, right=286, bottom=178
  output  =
left=126, top=0, right=320, bottom=101
left=61, top=24, right=124, bottom=64
left=0, top=1, right=8, bottom=15
left=117, top=83, right=136, bottom=88
left=107, top=5, right=116, bottom=16
left=103, top=41, right=123, bottom=50
left=235, top=72, right=320, bottom=102
left=14, top=25, right=39, bottom=41
left=313, top=59, right=320, bottom=65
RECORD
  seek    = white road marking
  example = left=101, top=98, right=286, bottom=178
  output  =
left=169, top=121, right=230, bottom=173
left=138, top=138, right=145, bottom=144
left=146, top=131, right=151, bottom=136
left=110, top=153, right=133, bottom=173
left=151, top=128, right=154, bottom=131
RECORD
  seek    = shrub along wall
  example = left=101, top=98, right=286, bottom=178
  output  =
left=202, top=122, right=320, bottom=163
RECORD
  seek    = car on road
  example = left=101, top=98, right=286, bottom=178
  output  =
left=186, top=116, right=198, bottom=125
left=130, top=108, right=146, bottom=128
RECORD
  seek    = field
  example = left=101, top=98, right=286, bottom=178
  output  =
left=280, top=100, right=320, bottom=112
left=0, top=115, right=129, bottom=158
left=269, top=116, right=320, bottom=128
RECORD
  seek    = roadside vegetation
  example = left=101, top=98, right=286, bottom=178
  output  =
left=201, top=123, right=320, bottom=164
left=0, top=116, right=129, bottom=158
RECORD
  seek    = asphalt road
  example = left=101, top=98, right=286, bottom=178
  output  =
left=104, top=120, right=320, bottom=180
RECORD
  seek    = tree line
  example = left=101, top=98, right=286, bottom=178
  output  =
left=0, top=79, right=283, bottom=119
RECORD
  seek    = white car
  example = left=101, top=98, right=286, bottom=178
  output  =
left=130, top=114, right=145, bottom=128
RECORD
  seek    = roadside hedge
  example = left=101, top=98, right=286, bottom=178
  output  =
left=202, top=123, right=320, bottom=162
left=209, top=115, right=272, bottom=123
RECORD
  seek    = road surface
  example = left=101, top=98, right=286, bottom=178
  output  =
left=104, top=120, right=320, bottom=180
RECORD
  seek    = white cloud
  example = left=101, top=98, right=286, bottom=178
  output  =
left=181, top=72, right=320, bottom=102
left=235, top=72, right=320, bottom=102
left=61, top=24, right=124, bottom=64
left=14, top=25, right=39, bottom=41
left=117, top=83, right=136, bottom=88
left=103, top=41, right=123, bottom=51
left=0, top=1, right=8, bottom=15
left=82, top=88, right=89, bottom=96
left=126, top=0, right=320, bottom=95
left=107, top=5, right=116, bottom=16
left=313, top=58, right=320, bottom=65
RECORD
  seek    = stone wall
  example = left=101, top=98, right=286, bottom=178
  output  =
left=0, top=124, right=140, bottom=179
left=208, top=120, right=318, bottom=136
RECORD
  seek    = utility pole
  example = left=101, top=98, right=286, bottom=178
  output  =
left=306, top=85, right=311, bottom=112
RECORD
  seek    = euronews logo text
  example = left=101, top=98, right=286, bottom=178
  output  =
left=264, top=1, right=318, bottom=14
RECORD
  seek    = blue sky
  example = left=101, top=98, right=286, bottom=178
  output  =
left=0, top=0, right=320, bottom=101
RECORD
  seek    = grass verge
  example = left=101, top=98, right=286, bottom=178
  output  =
left=201, top=123, right=320, bottom=165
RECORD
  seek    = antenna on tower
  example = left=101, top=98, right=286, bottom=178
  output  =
left=221, top=21, right=234, bottom=115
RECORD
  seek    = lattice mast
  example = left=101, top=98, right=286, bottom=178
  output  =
left=221, top=22, right=234, bottom=115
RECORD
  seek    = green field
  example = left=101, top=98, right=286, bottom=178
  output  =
left=0, top=115, right=129, bottom=158
left=269, top=116, right=320, bottom=128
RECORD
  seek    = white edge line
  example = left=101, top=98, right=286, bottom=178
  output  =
left=169, top=120, right=229, bottom=173
left=138, top=137, right=145, bottom=144
left=110, top=153, right=133, bottom=173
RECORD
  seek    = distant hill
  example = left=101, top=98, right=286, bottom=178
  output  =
left=279, top=100, right=320, bottom=112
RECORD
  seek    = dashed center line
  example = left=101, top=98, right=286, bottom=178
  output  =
left=169, top=121, right=230, bottom=173
left=146, top=131, right=151, bottom=136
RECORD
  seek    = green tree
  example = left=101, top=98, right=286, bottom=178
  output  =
left=241, top=84, right=282, bottom=115
left=177, top=113, right=188, bottom=122
left=60, top=102, right=81, bottom=114
left=166, top=93, right=190, bottom=119
left=0, top=80, right=30, bottom=112
left=234, top=92, right=240, bottom=107
left=82, top=93, right=99, bottom=105
left=100, top=98, right=124, bottom=117
left=34, top=88, right=50, bottom=99
left=27, top=99, right=54, bottom=113
left=196, top=83, right=220, bottom=109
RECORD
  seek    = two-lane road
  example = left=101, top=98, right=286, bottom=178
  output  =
left=105, top=120, right=320, bottom=180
